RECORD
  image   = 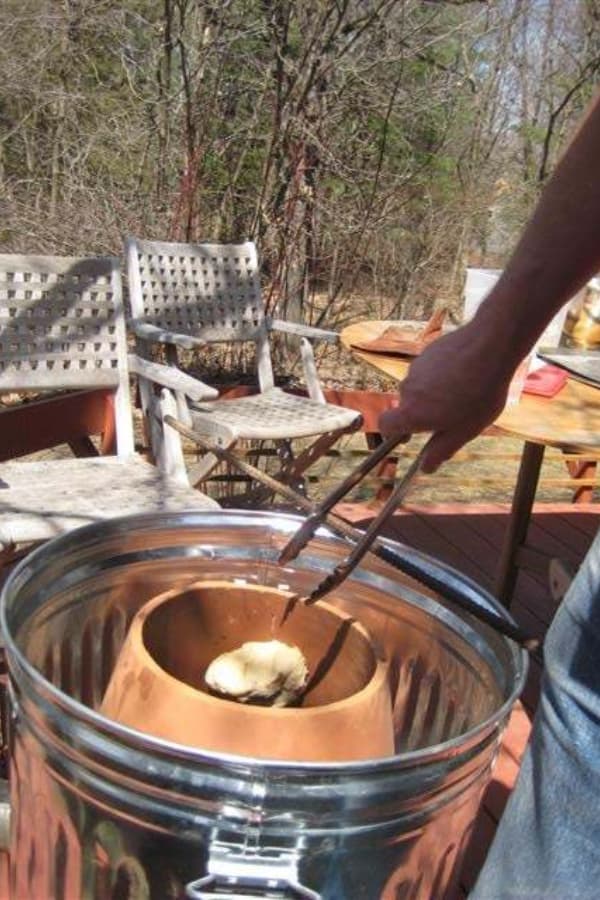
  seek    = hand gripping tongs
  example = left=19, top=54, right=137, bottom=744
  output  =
left=278, top=435, right=428, bottom=604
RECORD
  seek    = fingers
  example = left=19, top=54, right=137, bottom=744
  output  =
left=419, top=429, right=468, bottom=473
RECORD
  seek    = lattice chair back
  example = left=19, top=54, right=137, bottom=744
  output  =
left=126, top=238, right=275, bottom=390
left=0, top=255, right=134, bottom=456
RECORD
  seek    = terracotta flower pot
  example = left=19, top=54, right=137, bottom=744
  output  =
left=101, top=580, right=394, bottom=762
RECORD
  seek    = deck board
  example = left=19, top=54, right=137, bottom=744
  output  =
left=337, top=499, right=598, bottom=895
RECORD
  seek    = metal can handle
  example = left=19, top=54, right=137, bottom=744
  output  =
left=185, top=846, right=321, bottom=900
left=185, top=872, right=321, bottom=898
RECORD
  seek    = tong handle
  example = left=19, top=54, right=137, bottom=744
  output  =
left=306, top=441, right=429, bottom=603
left=278, top=432, right=410, bottom=565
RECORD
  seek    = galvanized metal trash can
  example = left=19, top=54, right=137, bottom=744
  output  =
left=0, top=510, right=527, bottom=899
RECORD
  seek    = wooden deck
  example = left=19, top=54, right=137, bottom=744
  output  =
left=338, top=499, right=599, bottom=896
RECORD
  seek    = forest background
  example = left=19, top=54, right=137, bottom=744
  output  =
left=1, top=0, right=599, bottom=358
left=2, top=0, right=600, bottom=505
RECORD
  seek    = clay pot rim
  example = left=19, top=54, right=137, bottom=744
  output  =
left=133, top=578, right=389, bottom=717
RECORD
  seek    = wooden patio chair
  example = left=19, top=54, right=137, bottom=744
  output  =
left=125, top=237, right=362, bottom=496
left=0, top=253, right=221, bottom=561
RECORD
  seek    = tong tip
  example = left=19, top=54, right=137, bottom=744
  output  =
left=277, top=540, right=300, bottom=567
left=304, top=564, right=347, bottom=605
left=277, top=514, right=322, bottom=566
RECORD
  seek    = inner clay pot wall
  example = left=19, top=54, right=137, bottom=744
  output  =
left=101, top=580, right=396, bottom=762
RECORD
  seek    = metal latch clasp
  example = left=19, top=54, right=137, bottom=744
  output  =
left=185, top=845, right=321, bottom=899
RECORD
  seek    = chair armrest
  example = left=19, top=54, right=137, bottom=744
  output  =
left=299, top=338, right=326, bottom=403
left=128, top=354, right=218, bottom=402
left=267, top=319, right=333, bottom=403
left=269, top=317, right=339, bottom=343
left=128, top=319, right=207, bottom=351
left=154, top=390, right=235, bottom=487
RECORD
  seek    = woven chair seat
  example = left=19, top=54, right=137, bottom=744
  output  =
left=0, top=457, right=218, bottom=546
left=190, top=387, right=359, bottom=440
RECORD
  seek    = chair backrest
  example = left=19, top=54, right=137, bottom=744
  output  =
left=0, top=254, right=134, bottom=456
left=125, top=237, right=275, bottom=389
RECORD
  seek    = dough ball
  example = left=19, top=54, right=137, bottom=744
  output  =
left=205, top=640, right=308, bottom=707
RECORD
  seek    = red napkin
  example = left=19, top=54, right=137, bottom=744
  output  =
left=523, top=364, right=568, bottom=397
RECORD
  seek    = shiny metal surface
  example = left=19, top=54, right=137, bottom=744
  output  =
left=303, top=443, right=428, bottom=603
left=0, top=510, right=527, bottom=899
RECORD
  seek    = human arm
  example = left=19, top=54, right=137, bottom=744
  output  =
left=380, top=90, right=600, bottom=472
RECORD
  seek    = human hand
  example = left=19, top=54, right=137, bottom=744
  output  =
left=378, top=322, right=515, bottom=473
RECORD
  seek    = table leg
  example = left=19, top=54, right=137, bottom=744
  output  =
left=495, top=440, right=545, bottom=608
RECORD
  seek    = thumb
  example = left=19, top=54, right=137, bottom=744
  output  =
left=379, top=404, right=424, bottom=438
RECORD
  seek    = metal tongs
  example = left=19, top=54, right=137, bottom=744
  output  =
left=163, top=414, right=540, bottom=650
left=277, top=437, right=540, bottom=650
left=278, top=435, right=428, bottom=603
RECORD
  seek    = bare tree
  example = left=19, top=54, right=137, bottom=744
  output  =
left=1, top=0, right=599, bottom=360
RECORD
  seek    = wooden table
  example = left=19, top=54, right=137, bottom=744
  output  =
left=342, top=320, right=600, bottom=606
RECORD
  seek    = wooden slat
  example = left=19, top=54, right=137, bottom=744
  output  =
left=0, top=389, right=116, bottom=460
left=533, top=508, right=599, bottom=542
